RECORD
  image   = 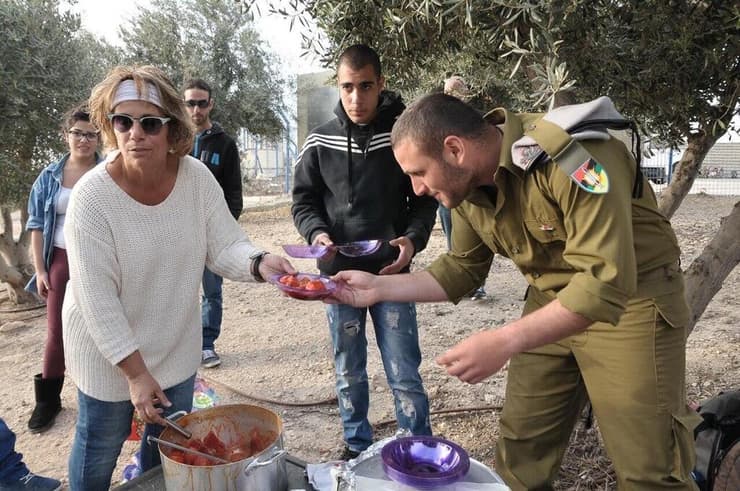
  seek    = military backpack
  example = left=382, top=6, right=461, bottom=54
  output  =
left=691, top=390, right=740, bottom=490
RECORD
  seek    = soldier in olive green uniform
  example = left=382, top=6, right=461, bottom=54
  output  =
left=331, top=93, right=700, bottom=490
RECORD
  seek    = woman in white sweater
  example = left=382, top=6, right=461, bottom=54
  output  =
left=62, top=65, right=295, bottom=490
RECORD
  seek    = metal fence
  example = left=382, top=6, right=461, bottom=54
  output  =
left=643, top=144, right=739, bottom=196
left=649, top=179, right=740, bottom=196
left=236, top=133, right=740, bottom=197
left=238, top=128, right=296, bottom=195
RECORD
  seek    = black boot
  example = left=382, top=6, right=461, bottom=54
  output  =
left=27, top=374, right=63, bottom=433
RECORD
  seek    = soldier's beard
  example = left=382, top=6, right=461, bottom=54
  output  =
left=437, top=156, right=472, bottom=207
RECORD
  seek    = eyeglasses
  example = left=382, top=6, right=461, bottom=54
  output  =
left=107, top=114, right=171, bottom=135
left=185, top=99, right=210, bottom=109
left=68, top=130, right=99, bottom=141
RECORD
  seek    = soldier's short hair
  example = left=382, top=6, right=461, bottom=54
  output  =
left=391, top=93, right=487, bottom=158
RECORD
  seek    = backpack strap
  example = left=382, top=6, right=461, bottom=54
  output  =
left=524, top=119, right=611, bottom=195
left=524, top=119, right=609, bottom=190
left=693, top=423, right=723, bottom=490
left=511, top=97, right=644, bottom=198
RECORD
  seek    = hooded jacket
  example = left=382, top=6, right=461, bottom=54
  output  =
left=192, top=122, right=242, bottom=219
left=291, top=91, right=437, bottom=275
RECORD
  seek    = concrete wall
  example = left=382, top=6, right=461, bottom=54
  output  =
left=296, top=70, right=337, bottom=148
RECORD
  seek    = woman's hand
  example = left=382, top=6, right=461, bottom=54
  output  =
left=118, top=351, right=171, bottom=425
left=258, top=253, right=297, bottom=281
left=36, top=271, right=50, bottom=298
left=127, top=371, right=171, bottom=426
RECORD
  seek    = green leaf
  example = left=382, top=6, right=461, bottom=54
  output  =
left=509, top=55, right=524, bottom=79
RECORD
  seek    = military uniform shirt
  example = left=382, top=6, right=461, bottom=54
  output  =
left=427, top=108, right=686, bottom=326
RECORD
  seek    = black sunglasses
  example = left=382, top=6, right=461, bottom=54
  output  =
left=107, top=114, right=171, bottom=135
left=185, top=99, right=209, bottom=109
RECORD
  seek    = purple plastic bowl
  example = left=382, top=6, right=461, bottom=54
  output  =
left=381, top=436, right=470, bottom=489
left=281, top=244, right=332, bottom=259
left=335, top=239, right=382, bottom=257
left=268, top=273, right=337, bottom=300
left=282, top=240, right=382, bottom=259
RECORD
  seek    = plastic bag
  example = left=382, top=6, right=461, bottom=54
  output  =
left=192, top=375, right=219, bottom=410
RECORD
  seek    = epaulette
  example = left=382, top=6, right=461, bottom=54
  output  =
left=511, top=96, right=643, bottom=198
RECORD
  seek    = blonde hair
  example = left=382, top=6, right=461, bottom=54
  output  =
left=88, top=65, right=194, bottom=156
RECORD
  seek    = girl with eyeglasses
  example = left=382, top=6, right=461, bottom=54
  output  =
left=25, top=104, right=101, bottom=436
left=61, top=65, right=296, bottom=490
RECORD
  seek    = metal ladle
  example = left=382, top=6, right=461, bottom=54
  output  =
left=147, top=435, right=229, bottom=465
left=163, top=416, right=192, bottom=440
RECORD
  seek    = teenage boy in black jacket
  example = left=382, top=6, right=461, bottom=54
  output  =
left=292, top=44, right=438, bottom=460
left=183, top=78, right=243, bottom=369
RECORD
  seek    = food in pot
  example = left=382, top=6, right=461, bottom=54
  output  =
left=164, top=427, right=277, bottom=466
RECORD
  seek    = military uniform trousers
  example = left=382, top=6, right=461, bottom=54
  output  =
left=496, top=283, right=701, bottom=490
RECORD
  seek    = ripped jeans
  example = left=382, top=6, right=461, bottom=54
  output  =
left=326, top=302, right=432, bottom=452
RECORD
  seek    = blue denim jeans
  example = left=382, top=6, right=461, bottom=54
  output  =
left=0, top=417, right=28, bottom=483
left=68, top=374, right=195, bottom=491
left=201, top=267, right=223, bottom=350
left=326, top=302, right=432, bottom=452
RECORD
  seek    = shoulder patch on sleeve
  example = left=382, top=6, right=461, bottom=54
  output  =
left=571, top=158, right=609, bottom=194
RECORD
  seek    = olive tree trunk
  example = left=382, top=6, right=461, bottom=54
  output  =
left=656, top=131, right=739, bottom=335
left=658, top=132, right=720, bottom=220
left=0, top=205, right=35, bottom=304
left=683, top=201, right=740, bottom=335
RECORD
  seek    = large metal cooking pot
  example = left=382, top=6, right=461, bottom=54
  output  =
left=158, top=404, right=287, bottom=491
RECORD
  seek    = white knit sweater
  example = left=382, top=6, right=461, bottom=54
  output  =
left=62, top=154, right=259, bottom=401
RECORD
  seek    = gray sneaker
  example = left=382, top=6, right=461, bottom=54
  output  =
left=0, top=472, right=62, bottom=490
left=201, top=349, right=221, bottom=368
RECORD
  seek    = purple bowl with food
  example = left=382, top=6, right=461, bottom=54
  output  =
left=269, top=272, right=337, bottom=300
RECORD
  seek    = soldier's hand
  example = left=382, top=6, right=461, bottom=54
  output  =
left=327, top=270, right=381, bottom=307
left=436, top=329, right=515, bottom=384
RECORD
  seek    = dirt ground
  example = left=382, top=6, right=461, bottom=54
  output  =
left=1, top=193, right=738, bottom=490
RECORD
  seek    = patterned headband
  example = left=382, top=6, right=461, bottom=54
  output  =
left=112, top=79, right=164, bottom=109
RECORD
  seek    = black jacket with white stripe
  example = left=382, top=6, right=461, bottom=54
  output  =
left=291, top=91, right=438, bottom=275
